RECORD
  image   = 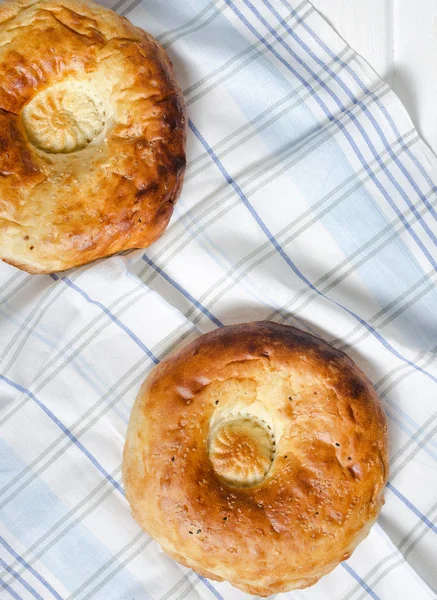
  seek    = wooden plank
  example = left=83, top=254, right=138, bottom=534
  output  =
left=310, top=0, right=393, bottom=84
left=394, top=0, right=437, bottom=155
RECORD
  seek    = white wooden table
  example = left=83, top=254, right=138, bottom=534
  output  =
left=312, top=0, right=437, bottom=156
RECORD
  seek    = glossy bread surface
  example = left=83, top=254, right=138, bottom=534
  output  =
left=0, top=0, right=186, bottom=273
left=123, top=322, right=388, bottom=596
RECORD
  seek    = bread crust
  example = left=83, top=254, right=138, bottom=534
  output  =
left=123, top=322, right=389, bottom=595
left=0, top=0, right=186, bottom=273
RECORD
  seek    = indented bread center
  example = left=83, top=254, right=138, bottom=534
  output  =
left=22, top=82, right=106, bottom=154
left=209, top=415, right=275, bottom=487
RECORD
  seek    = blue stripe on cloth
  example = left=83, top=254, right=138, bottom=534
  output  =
left=197, top=575, right=225, bottom=600
left=143, top=0, right=253, bottom=71
left=222, top=0, right=437, bottom=271
left=0, top=577, right=23, bottom=600
left=142, top=255, right=224, bottom=328
left=387, top=287, right=437, bottom=349
left=184, top=0, right=437, bottom=349
left=288, top=2, right=437, bottom=203
left=387, top=482, right=437, bottom=533
left=199, top=0, right=437, bottom=351
left=0, top=536, right=62, bottom=600
left=383, top=407, right=437, bottom=462
left=249, top=0, right=437, bottom=234
left=0, top=375, right=124, bottom=496
left=0, top=307, right=129, bottom=422
left=261, top=0, right=437, bottom=225
left=2, top=284, right=226, bottom=600
left=0, top=558, right=43, bottom=600
left=51, top=275, right=159, bottom=365
left=169, top=205, right=300, bottom=321
left=342, top=563, right=382, bottom=600
left=188, top=119, right=437, bottom=386
left=225, top=0, right=437, bottom=270
left=215, top=0, right=437, bottom=336
left=0, top=443, right=149, bottom=600
left=264, top=1, right=437, bottom=349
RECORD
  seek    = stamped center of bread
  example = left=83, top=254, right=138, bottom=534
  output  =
left=22, top=82, right=106, bottom=154
left=208, top=415, right=275, bottom=487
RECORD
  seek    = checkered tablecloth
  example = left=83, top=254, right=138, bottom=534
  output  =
left=1, top=0, right=436, bottom=598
